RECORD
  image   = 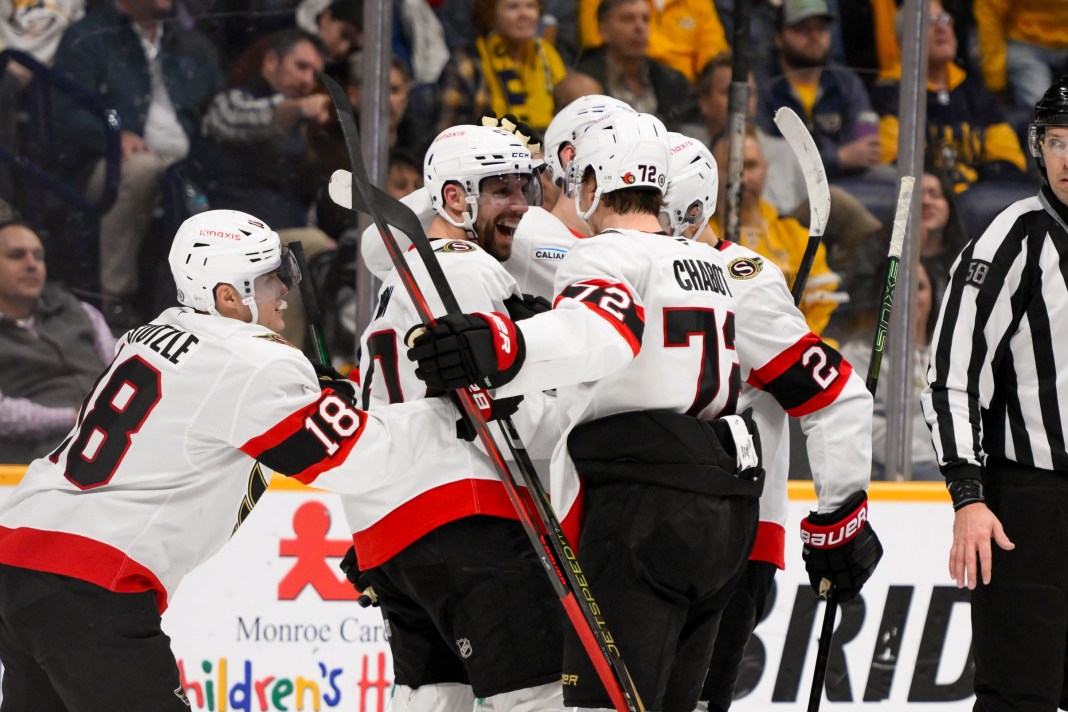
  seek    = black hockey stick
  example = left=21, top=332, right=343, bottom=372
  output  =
left=772, top=107, right=834, bottom=712
left=722, top=0, right=752, bottom=245
left=288, top=241, right=331, bottom=366
left=320, top=73, right=645, bottom=712
left=773, top=108, right=831, bottom=307
left=804, top=178, right=916, bottom=712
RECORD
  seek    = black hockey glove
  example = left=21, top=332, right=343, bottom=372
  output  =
left=447, top=385, right=524, bottom=442
left=503, top=293, right=552, bottom=322
left=339, top=546, right=379, bottom=608
left=313, top=363, right=356, bottom=401
left=800, top=491, right=883, bottom=603
left=406, top=312, right=526, bottom=390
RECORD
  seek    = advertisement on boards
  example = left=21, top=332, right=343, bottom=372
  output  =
left=0, top=479, right=975, bottom=710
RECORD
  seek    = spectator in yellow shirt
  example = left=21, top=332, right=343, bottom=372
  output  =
left=974, top=0, right=1068, bottom=110
left=577, top=0, right=727, bottom=82
left=706, top=129, right=842, bottom=336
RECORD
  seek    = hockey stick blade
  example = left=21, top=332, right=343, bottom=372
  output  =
left=774, top=107, right=831, bottom=306
left=320, top=73, right=645, bottom=712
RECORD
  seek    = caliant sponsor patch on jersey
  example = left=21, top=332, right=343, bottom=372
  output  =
left=254, top=333, right=297, bottom=348
left=728, top=256, right=763, bottom=280
left=534, top=246, right=568, bottom=261
left=436, top=240, right=475, bottom=253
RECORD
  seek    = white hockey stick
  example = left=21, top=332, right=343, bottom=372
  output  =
left=773, top=107, right=831, bottom=307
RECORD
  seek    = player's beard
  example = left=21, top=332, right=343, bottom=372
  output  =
left=474, top=209, right=523, bottom=262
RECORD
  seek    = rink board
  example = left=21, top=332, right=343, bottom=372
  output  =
left=0, top=468, right=973, bottom=710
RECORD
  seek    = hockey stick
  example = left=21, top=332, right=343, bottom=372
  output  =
left=772, top=105, right=833, bottom=712
left=773, top=107, right=831, bottom=307
left=723, top=0, right=753, bottom=245
left=865, top=176, right=915, bottom=394
left=288, top=241, right=331, bottom=366
left=806, top=177, right=916, bottom=712
left=320, top=74, right=645, bottom=712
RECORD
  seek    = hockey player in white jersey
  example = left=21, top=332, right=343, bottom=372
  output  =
left=0, top=210, right=462, bottom=712
left=351, top=95, right=635, bottom=299
left=408, top=112, right=763, bottom=712
left=340, top=125, right=568, bottom=712
left=655, top=135, right=881, bottom=711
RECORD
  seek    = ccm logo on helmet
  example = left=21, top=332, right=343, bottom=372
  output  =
left=198, top=229, right=242, bottom=241
left=800, top=503, right=868, bottom=549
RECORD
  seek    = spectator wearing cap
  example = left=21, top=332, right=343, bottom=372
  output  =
left=577, top=0, right=727, bottom=83
left=436, top=0, right=568, bottom=134
left=574, top=0, right=693, bottom=129
left=758, top=0, right=885, bottom=182
left=0, top=221, right=115, bottom=464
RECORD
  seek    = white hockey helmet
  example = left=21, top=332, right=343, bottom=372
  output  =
left=569, top=111, right=670, bottom=223
left=544, top=95, right=635, bottom=189
left=661, top=132, right=718, bottom=237
left=168, top=210, right=300, bottom=320
left=424, top=125, right=539, bottom=233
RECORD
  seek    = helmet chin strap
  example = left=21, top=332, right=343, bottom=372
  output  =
left=575, top=185, right=603, bottom=233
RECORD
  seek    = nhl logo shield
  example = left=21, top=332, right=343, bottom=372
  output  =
left=456, top=638, right=473, bottom=658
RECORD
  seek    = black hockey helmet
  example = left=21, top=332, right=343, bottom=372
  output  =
left=1028, top=75, right=1068, bottom=179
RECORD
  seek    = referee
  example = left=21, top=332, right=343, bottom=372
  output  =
left=922, top=76, right=1068, bottom=711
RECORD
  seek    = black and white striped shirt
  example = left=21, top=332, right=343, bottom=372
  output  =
left=922, top=186, right=1068, bottom=481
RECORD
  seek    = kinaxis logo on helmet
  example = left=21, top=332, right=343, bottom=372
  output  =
left=198, top=228, right=243, bottom=241
left=800, top=501, right=868, bottom=549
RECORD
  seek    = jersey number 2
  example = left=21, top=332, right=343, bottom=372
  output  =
left=52, top=357, right=162, bottom=489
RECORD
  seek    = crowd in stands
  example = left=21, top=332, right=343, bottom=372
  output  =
left=0, top=0, right=1064, bottom=469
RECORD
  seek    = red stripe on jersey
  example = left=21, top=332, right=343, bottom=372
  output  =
left=745, top=333, right=853, bottom=416
left=748, top=521, right=786, bottom=569
left=351, top=479, right=535, bottom=568
left=554, top=279, right=645, bottom=357
left=0, top=525, right=168, bottom=612
left=240, top=388, right=368, bottom=482
left=569, top=228, right=586, bottom=239
left=560, top=482, right=586, bottom=555
left=793, top=358, right=853, bottom=416
left=746, top=333, right=819, bottom=388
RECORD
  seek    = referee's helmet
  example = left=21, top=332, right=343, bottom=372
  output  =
left=1028, top=75, right=1068, bottom=180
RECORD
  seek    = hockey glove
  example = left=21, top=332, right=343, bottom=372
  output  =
left=503, top=293, right=552, bottom=322
left=339, top=546, right=379, bottom=608
left=406, top=312, right=526, bottom=390
left=448, top=385, right=524, bottom=442
left=800, top=491, right=883, bottom=602
left=313, top=363, right=356, bottom=401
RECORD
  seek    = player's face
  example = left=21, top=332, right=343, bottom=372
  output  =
left=493, top=0, right=540, bottom=43
left=251, top=271, right=290, bottom=331
left=265, top=40, right=325, bottom=98
left=1043, top=127, right=1068, bottom=206
left=474, top=174, right=531, bottom=261
left=0, top=225, right=46, bottom=308
left=919, top=173, right=950, bottom=246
